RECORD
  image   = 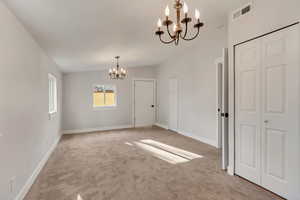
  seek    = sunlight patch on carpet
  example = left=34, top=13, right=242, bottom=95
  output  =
left=134, top=142, right=189, bottom=164
left=77, top=194, right=83, bottom=200
left=140, top=139, right=203, bottom=160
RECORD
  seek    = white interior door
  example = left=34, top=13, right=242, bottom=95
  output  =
left=235, top=25, right=299, bottom=198
left=134, top=80, right=155, bottom=127
left=216, top=48, right=229, bottom=170
left=260, top=25, right=299, bottom=198
left=169, top=78, right=178, bottom=131
left=217, top=63, right=223, bottom=149
left=221, top=48, right=229, bottom=170
left=235, top=39, right=262, bottom=185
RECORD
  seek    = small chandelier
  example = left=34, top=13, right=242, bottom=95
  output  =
left=108, top=56, right=127, bottom=80
left=155, top=0, right=204, bottom=46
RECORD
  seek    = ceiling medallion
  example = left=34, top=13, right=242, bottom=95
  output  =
left=108, top=56, right=127, bottom=80
left=155, top=0, right=204, bottom=46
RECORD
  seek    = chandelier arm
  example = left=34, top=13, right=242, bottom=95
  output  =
left=159, top=34, right=176, bottom=44
left=181, top=27, right=200, bottom=41
left=166, top=24, right=175, bottom=39
left=180, top=22, right=188, bottom=39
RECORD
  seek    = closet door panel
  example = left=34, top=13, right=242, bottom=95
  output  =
left=235, top=39, right=261, bottom=185
left=261, top=25, right=299, bottom=199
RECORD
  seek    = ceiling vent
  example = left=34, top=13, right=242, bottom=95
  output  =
left=232, top=3, right=252, bottom=20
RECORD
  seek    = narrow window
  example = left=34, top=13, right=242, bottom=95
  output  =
left=93, top=85, right=117, bottom=107
left=48, top=74, right=57, bottom=114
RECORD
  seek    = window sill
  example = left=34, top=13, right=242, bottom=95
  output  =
left=93, top=106, right=117, bottom=111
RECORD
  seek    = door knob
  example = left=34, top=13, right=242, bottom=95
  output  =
left=264, top=120, right=269, bottom=123
left=151, top=105, right=154, bottom=108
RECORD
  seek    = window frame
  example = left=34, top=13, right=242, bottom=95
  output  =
left=92, top=84, right=117, bottom=109
left=48, top=73, right=58, bottom=114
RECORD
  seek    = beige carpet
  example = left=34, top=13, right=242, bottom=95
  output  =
left=25, top=127, right=282, bottom=200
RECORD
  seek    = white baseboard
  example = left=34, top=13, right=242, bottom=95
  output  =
left=177, top=129, right=218, bottom=148
left=227, top=165, right=234, bottom=176
left=62, top=125, right=133, bottom=134
left=154, top=123, right=169, bottom=130
left=15, top=135, right=61, bottom=200
left=153, top=124, right=217, bottom=148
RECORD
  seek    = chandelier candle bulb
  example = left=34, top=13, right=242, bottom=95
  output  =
left=165, top=5, right=170, bottom=17
left=183, top=2, right=188, bottom=14
left=173, top=24, right=177, bottom=32
left=195, top=9, right=200, bottom=20
left=157, top=18, right=162, bottom=28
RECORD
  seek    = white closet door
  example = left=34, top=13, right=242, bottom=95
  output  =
left=235, top=39, right=262, bottom=185
left=235, top=25, right=299, bottom=198
left=169, top=79, right=178, bottom=131
left=260, top=26, right=299, bottom=198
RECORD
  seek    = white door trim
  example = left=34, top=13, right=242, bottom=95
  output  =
left=132, top=78, right=157, bottom=127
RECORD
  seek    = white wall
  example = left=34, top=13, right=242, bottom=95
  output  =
left=228, top=0, right=300, bottom=45
left=227, top=0, right=300, bottom=198
left=0, top=2, right=62, bottom=200
left=156, top=27, right=227, bottom=147
left=62, top=66, right=156, bottom=132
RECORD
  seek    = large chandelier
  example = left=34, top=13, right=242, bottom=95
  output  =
left=108, top=56, right=127, bottom=80
left=155, top=0, right=204, bottom=45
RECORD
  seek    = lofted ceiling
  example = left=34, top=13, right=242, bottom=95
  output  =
left=4, top=0, right=248, bottom=72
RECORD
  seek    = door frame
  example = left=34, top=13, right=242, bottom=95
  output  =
left=215, top=48, right=229, bottom=150
left=229, top=22, right=300, bottom=198
left=132, top=78, right=157, bottom=127
left=216, top=48, right=229, bottom=171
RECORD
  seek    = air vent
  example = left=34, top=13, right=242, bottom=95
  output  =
left=232, top=3, right=252, bottom=20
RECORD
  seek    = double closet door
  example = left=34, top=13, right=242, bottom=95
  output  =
left=235, top=25, right=299, bottom=199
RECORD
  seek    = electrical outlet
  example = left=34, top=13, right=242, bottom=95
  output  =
left=9, top=177, right=16, bottom=193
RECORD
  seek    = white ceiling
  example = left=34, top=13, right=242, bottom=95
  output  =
left=4, top=0, right=248, bottom=72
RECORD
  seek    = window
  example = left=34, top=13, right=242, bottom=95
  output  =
left=48, top=74, right=57, bottom=114
left=93, top=85, right=117, bottom=107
